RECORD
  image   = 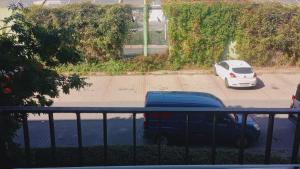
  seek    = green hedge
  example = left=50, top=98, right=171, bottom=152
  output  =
left=13, top=145, right=289, bottom=167
left=163, top=1, right=300, bottom=66
left=24, top=3, right=132, bottom=61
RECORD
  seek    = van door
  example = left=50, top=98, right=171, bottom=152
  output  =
left=215, top=114, right=237, bottom=143
left=189, top=114, right=212, bottom=143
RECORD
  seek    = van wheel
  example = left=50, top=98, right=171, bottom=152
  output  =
left=156, top=135, right=169, bottom=145
left=235, top=137, right=249, bottom=148
left=225, top=78, right=230, bottom=88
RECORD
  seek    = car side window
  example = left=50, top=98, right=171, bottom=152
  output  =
left=219, top=62, right=229, bottom=70
left=223, top=63, right=229, bottom=70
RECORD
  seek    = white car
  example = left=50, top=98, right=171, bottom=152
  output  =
left=289, top=83, right=300, bottom=123
left=214, top=60, right=257, bottom=88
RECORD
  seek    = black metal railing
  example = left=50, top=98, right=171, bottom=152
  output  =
left=0, top=107, right=300, bottom=168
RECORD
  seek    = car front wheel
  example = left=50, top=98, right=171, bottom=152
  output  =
left=214, top=67, right=218, bottom=76
left=225, top=78, right=230, bottom=88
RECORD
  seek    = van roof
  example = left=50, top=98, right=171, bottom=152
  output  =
left=145, top=91, right=225, bottom=108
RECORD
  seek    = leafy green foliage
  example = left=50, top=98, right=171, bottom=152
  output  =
left=163, top=2, right=241, bottom=67
left=25, top=3, right=133, bottom=61
left=236, top=3, right=300, bottom=66
left=0, top=4, right=88, bottom=166
left=164, top=1, right=300, bottom=67
left=55, top=54, right=171, bottom=75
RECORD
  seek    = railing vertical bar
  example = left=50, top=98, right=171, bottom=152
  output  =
left=292, top=113, right=300, bottom=164
left=211, top=112, right=216, bottom=164
left=238, top=113, right=247, bottom=164
left=103, top=112, right=108, bottom=165
left=22, top=113, right=31, bottom=167
left=133, top=113, right=136, bottom=165
left=76, top=112, right=83, bottom=165
left=185, top=113, right=189, bottom=164
left=48, top=112, right=56, bottom=165
left=0, top=112, right=10, bottom=169
left=158, top=114, right=161, bottom=165
left=264, top=114, right=275, bottom=164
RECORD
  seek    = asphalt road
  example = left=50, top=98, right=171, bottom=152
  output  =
left=14, top=72, right=300, bottom=156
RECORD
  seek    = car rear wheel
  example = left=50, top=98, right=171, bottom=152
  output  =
left=225, top=78, right=230, bottom=88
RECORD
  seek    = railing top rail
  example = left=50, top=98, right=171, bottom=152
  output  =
left=0, top=106, right=300, bottom=114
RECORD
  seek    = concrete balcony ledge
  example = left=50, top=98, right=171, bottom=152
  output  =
left=16, top=165, right=300, bottom=169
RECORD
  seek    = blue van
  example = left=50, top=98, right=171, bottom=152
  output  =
left=143, top=91, right=260, bottom=147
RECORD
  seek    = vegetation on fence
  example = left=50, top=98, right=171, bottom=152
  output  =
left=24, top=3, right=133, bottom=61
left=236, top=3, right=300, bottom=66
left=163, top=1, right=300, bottom=67
left=12, top=145, right=289, bottom=167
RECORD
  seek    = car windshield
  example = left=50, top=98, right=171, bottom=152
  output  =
left=232, top=67, right=253, bottom=74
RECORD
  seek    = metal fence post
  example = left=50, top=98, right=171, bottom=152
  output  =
left=22, top=113, right=31, bottom=167
left=292, top=113, right=300, bottom=163
left=0, top=112, right=10, bottom=169
left=143, top=0, right=149, bottom=56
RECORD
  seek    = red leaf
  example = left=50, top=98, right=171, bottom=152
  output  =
left=3, top=87, right=12, bottom=94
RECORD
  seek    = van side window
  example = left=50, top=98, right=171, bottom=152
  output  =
left=190, top=114, right=207, bottom=122
left=207, top=114, right=233, bottom=124
left=296, top=84, right=300, bottom=100
left=216, top=115, right=228, bottom=124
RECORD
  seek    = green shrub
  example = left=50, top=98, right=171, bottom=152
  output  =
left=55, top=54, right=172, bottom=75
left=12, top=145, right=289, bottom=167
left=25, top=3, right=133, bottom=61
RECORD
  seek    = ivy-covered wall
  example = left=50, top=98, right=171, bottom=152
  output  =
left=25, top=3, right=133, bottom=61
left=163, top=1, right=300, bottom=66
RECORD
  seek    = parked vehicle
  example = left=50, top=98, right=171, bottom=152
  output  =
left=143, top=91, right=260, bottom=147
left=213, top=60, right=257, bottom=88
left=289, top=83, right=300, bottom=123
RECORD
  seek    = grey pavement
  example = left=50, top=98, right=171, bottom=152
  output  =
left=14, top=72, right=300, bottom=156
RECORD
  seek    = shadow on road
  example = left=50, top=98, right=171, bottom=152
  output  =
left=14, top=108, right=296, bottom=158
left=15, top=117, right=145, bottom=148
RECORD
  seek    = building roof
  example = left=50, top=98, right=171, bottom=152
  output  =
left=145, top=91, right=224, bottom=108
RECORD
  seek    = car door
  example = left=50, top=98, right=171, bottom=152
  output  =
left=217, top=62, right=229, bottom=80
